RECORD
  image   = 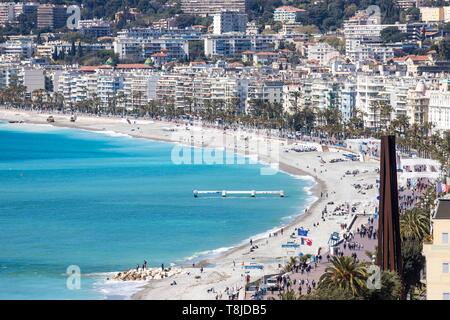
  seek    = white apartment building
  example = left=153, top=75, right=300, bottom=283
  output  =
left=0, top=2, right=15, bottom=26
left=77, top=19, right=112, bottom=38
left=273, top=6, right=305, bottom=24
left=123, top=72, right=160, bottom=110
left=204, top=34, right=275, bottom=57
left=114, top=35, right=189, bottom=61
left=384, top=77, right=418, bottom=118
left=344, top=11, right=406, bottom=62
left=428, top=86, right=450, bottom=133
left=0, top=64, right=19, bottom=89
left=213, top=10, right=248, bottom=35
left=307, top=42, right=341, bottom=66
left=406, top=80, right=429, bottom=126
left=0, top=39, right=34, bottom=58
left=181, top=0, right=247, bottom=16
left=20, top=68, right=45, bottom=93
left=95, top=70, right=124, bottom=109
left=356, top=75, right=390, bottom=129
left=246, top=80, right=284, bottom=113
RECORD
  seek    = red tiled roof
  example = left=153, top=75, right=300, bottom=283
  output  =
left=79, top=65, right=100, bottom=72
left=116, top=64, right=152, bottom=69
left=275, top=6, right=306, bottom=13
left=406, top=55, right=430, bottom=62
left=255, top=51, right=278, bottom=56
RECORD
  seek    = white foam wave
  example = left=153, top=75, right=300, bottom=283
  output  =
left=92, top=277, right=148, bottom=300
left=184, top=246, right=235, bottom=261
left=93, top=130, right=133, bottom=138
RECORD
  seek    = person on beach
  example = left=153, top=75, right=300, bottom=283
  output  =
left=144, top=260, right=147, bottom=269
left=161, top=263, right=164, bottom=271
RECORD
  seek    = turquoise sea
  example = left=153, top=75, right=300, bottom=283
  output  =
left=0, top=121, right=313, bottom=299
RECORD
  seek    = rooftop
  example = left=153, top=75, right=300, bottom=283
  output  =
left=275, top=6, right=306, bottom=13
left=435, top=197, right=450, bottom=220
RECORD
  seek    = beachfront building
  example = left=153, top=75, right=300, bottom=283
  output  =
left=273, top=6, right=305, bottom=24
left=406, top=80, right=430, bottom=127
left=356, top=75, right=390, bottom=129
left=423, top=196, right=450, bottom=300
left=213, top=10, right=248, bottom=35
left=340, top=81, right=356, bottom=121
left=19, top=68, right=46, bottom=93
left=428, top=84, right=450, bottom=133
left=122, top=72, right=161, bottom=111
left=155, top=66, right=249, bottom=112
left=246, top=80, right=284, bottom=113
left=181, top=0, right=247, bottom=16
left=0, top=63, right=20, bottom=89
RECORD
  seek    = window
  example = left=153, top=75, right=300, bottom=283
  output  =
left=444, top=293, right=450, bottom=300
left=443, top=233, right=449, bottom=244
left=443, top=263, right=449, bottom=274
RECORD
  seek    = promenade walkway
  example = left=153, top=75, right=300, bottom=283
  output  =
left=250, top=215, right=378, bottom=300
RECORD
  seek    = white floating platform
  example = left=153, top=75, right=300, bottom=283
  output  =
left=193, top=190, right=284, bottom=197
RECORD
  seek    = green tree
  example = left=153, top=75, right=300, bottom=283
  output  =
left=401, top=239, right=426, bottom=299
left=318, top=256, right=368, bottom=296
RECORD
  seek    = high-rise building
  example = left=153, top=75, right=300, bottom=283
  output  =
left=181, top=0, right=246, bottom=16
left=37, top=4, right=68, bottom=29
left=213, top=10, right=248, bottom=35
left=0, top=2, right=15, bottom=26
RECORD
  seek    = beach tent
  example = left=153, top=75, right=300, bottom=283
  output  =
left=298, top=228, right=309, bottom=236
left=328, top=232, right=340, bottom=246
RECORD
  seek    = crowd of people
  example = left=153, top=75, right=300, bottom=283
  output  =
left=398, top=177, right=433, bottom=211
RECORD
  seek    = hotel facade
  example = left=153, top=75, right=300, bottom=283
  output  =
left=423, top=196, right=450, bottom=300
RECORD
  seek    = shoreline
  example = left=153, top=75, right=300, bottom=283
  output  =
left=0, top=108, right=378, bottom=300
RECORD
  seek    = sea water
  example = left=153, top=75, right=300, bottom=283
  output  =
left=0, top=121, right=313, bottom=299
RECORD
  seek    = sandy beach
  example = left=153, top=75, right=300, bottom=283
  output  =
left=0, top=108, right=380, bottom=300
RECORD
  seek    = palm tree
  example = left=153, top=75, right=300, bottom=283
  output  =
left=318, top=256, right=368, bottom=296
left=400, top=208, right=430, bottom=241
left=379, top=101, right=394, bottom=133
left=280, top=290, right=300, bottom=300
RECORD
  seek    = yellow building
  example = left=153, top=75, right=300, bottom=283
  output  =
left=423, top=196, right=450, bottom=300
left=420, top=7, right=444, bottom=22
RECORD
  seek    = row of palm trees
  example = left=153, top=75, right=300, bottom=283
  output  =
left=0, top=85, right=448, bottom=173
